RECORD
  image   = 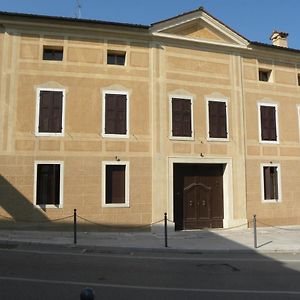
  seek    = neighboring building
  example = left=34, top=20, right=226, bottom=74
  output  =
left=0, top=7, right=300, bottom=230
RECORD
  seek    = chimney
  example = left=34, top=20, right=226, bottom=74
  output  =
left=270, top=31, right=289, bottom=48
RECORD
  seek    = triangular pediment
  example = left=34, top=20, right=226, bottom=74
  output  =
left=150, top=8, right=249, bottom=48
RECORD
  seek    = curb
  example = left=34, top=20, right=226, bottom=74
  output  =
left=0, top=238, right=299, bottom=255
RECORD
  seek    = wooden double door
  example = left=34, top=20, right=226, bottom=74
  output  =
left=174, top=163, right=225, bottom=230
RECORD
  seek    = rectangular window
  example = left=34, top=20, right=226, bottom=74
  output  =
left=107, top=50, right=126, bottom=66
left=35, top=162, right=63, bottom=207
left=102, top=91, right=128, bottom=137
left=208, top=100, right=228, bottom=139
left=43, top=46, right=63, bottom=61
left=102, top=162, right=129, bottom=207
left=259, top=104, right=278, bottom=142
left=297, top=74, right=300, bottom=86
left=36, top=89, right=65, bottom=136
left=261, top=164, right=281, bottom=202
left=259, top=69, right=272, bottom=82
left=171, top=97, right=193, bottom=138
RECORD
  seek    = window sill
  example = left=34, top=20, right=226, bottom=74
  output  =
left=102, top=133, right=129, bottom=139
left=261, top=199, right=281, bottom=203
left=207, top=137, right=229, bottom=142
left=42, top=60, right=63, bottom=62
left=35, top=132, right=64, bottom=137
left=106, top=64, right=126, bottom=67
left=169, top=136, right=194, bottom=141
left=259, top=140, right=279, bottom=144
left=34, top=204, right=62, bottom=209
left=102, top=203, right=130, bottom=208
left=258, top=81, right=273, bottom=84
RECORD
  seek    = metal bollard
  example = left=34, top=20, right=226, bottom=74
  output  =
left=74, top=209, right=77, bottom=245
left=164, top=212, right=168, bottom=248
left=253, top=214, right=257, bottom=249
left=80, top=287, right=95, bottom=300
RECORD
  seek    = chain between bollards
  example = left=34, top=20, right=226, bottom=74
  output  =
left=164, top=212, right=168, bottom=248
left=74, top=209, right=77, bottom=245
left=253, top=214, right=257, bottom=249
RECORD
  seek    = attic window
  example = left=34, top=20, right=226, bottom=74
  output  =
left=107, top=50, right=126, bottom=66
left=43, top=46, right=63, bottom=61
left=259, top=69, right=272, bottom=82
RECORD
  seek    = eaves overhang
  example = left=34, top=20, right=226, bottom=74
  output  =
left=0, top=10, right=150, bottom=33
left=250, top=41, right=300, bottom=55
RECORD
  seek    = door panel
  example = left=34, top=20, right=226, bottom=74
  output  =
left=174, top=163, right=224, bottom=230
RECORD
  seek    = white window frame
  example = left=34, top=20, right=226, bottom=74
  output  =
left=33, top=160, right=64, bottom=208
left=102, top=161, right=130, bottom=208
left=260, top=163, right=282, bottom=203
left=169, top=95, right=194, bottom=141
left=257, top=102, right=279, bottom=144
left=102, top=90, right=129, bottom=139
left=206, top=97, right=229, bottom=142
left=35, top=88, right=66, bottom=137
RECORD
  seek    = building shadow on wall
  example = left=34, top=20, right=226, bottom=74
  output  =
left=0, top=175, right=50, bottom=227
left=0, top=175, right=150, bottom=232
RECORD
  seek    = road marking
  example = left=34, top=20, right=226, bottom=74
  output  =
left=0, top=275, right=300, bottom=295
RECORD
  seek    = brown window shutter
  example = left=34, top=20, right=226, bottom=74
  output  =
left=106, top=165, right=126, bottom=204
left=53, top=164, right=61, bottom=205
left=36, top=164, right=60, bottom=205
left=52, top=92, right=63, bottom=132
left=39, top=91, right=63, bottom=133
left=172, top=98, right=192, bottom=137
left=105, top=94, right=117, bottom=134
left=105, top=94, right=127, bottom=135
left=39, top=91, right=52, bottom=132
left=260, top=106, right=277, bottom=141
left=116, top=95, right=127, bottom=134
left=263, top=166, right=271, bottom=199
left=209, top=101, right=227, bottom=138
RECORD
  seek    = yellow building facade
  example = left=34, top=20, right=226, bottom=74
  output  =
left=0, top=8, right=299, bottom=230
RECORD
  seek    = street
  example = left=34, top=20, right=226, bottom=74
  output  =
left=0, top=244, right=300, bottom=299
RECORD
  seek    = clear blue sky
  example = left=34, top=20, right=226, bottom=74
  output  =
left=1, top=0, right=299, bottom=49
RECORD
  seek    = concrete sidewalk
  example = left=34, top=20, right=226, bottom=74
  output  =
left=0, top=225, right=299, bottom=253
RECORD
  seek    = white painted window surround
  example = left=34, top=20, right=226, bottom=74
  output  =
left=206, top=98, right=229, bottom=141
left=35, top=88, right=66, bottom=137
left=102, top=161, right=130, bottom=208
left=169, top=95, right=194, bottom=141
left=257, top=102, right=279, bottom=144
left=260, top=163, right=282, bottom=203
left=102, top=90, right=129, bottom=139
left=33, top=161, right=64, bottom=208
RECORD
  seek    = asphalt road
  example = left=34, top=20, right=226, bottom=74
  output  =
left=0, top=244, right=300, bottom=299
